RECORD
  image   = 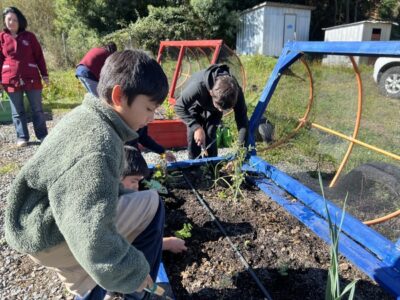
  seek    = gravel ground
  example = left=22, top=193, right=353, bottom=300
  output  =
left=0, top=113, right=72, bottom=299
left=0, top=112, right=234, bottom=299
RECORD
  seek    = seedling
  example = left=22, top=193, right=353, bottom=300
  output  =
left=214, top=146, right=249, bottom=201
left=142, top=179, right=168, bottom=194
left=152, top=154, right=168, bottom=183
left=277, top=263, right=289, bottom=276
left=174, top=223, right=193, bottom=239
left=319, top=173, right=358, bottom=300
left=164, top=102, right=175, bottom=120
left=217, top=190, right=228, bottom=200
left=244, top=240, right=251, bottom=249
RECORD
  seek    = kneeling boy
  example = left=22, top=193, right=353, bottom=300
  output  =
left=5, top=50, right=168, bottom=299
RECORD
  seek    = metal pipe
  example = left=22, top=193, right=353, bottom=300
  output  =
left=311, top=122, right=400, bottom=160
left=181, top=170, right=273, bottom=300
left=329, top=56, right=363, bottom=188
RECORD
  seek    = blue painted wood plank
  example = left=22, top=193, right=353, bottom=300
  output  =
left=156, top=262, right=170, bottom=283
left=286, top=41, right=400, bottom=57
left=252, top=176, right=400, bottom=299
left=247, top=156, right=400, bottom=270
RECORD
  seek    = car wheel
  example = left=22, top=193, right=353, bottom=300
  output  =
left=378, top=66, right=400, bottom=99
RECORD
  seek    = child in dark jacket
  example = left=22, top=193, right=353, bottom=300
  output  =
left=175, top=64, right=249, bottom=159
left=104, top=146, right=186, bottom=299
left=121, top=145, right=187, bottom=253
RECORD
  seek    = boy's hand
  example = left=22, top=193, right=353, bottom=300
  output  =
left=163, top=151, right=176, bottom=162
left=163, top=237, right=187, bottom=253
left=194, top=127, right=206, bottom=147
left=136, top=274, right=154, bottom=292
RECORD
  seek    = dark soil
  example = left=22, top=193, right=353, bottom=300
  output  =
left=161, top=167, right=394, bottom=300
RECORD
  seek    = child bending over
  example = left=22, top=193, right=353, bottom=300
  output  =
left=122, top=145, right=187, bottom=254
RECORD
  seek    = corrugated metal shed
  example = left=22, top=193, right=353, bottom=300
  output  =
left=236, top=2, right=314, bottom=56
left=322, top=20, right=394, bottom=65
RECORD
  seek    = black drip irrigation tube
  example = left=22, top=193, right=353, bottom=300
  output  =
left=181, top=170, right=273, bottom=300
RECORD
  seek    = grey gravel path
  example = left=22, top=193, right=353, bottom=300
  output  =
left=0, top=114, right=73, bottom=299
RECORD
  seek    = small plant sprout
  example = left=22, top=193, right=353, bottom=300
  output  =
left=152, top=155, right=168, bottom=183
left=277, top=263, right=289, bottom=276
left=214, top=145, right=249, bottom=201
left=318, top=173, right=358, bottom=300
left=174, top=223, right=193, bottom=240
left=217, top=190, right=227, bottom=200
left=164, top=102, right=175, bottom=120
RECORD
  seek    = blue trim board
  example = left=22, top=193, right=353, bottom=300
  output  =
left=245, top=156, right=400, bottom=298
left=248, top=156, right=400, bottom=268
left=156, top=262, right=169, bottom=283
left=285, top=41, right=400, bottom=57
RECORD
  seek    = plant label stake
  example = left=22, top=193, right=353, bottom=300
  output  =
left=144, top=282, right=173, bottom=300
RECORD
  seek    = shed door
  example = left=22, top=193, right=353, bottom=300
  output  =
left=283, top=14, right=297, bottom=47
left=371, top=28, right=382, bottom=41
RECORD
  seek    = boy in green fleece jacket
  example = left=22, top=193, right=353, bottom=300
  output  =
left=5, top=50, right=169, bottom=299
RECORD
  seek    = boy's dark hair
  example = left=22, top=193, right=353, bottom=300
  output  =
left=103, top=42, right=117, bottom=53
left=3, top=7, right=27, bottom=33
left=211, top=75, right=239, bottom=110
left=98, top=50, right=168, bottom=106
left=122, top=146, right=150, bottom=178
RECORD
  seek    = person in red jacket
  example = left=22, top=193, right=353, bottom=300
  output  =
left=76, top=42, right=117, bottom=97
left=0, top=7, right=49, bottom=147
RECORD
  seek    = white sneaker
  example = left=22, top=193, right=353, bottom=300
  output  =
left=16, top=139, right=28, bottom=147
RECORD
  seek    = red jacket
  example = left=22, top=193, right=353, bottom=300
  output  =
left=0, top=30, right=48, bottom=92
left=78, top=47, right=112, bottom=81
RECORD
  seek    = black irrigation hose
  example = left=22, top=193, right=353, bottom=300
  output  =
left=181, top=170, right=273, bottom=300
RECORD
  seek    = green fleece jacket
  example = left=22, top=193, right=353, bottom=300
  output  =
left=5, top=94, right=150, bottom=293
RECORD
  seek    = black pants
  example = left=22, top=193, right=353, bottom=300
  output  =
left=187, top=110, right=222, bottom=159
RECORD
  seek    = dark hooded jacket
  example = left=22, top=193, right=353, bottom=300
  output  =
left=174, top=64, right=248, bottom=145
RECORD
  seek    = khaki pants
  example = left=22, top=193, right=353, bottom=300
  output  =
left=29, top=190, right=159, bottom=297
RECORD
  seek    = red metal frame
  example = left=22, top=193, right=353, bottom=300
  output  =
left=157, top=40, right=224, bottom=104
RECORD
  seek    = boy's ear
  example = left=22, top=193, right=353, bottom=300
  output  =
left=111, top=85, right=123, bottom=107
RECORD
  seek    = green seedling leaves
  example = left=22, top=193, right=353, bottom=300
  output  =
left=174, top=223, right=193, bottom=240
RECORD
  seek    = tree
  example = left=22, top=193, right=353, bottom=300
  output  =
left=105, top=5, right=200, bottom=54
left=190, top=0, right=239, bottom=47
left=377, top=0, right=400, bottom=39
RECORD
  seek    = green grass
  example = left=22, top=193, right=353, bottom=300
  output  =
left=237, top=55, right=399, bottom=173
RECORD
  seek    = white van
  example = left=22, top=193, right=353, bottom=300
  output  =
left=373, top=57, right=400, bottom=99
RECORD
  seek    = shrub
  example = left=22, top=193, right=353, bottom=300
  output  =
left=105, top=5, right=200, bottom=54
left=42, top=69, right=85, bottom=111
